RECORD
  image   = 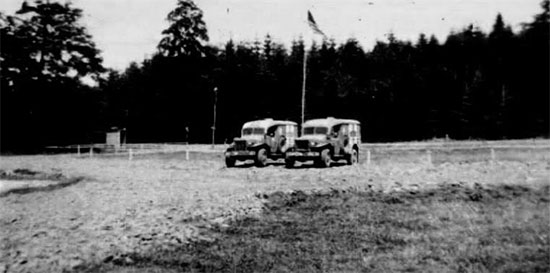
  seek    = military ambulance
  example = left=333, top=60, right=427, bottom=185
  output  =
left=285, top=117, right=361, bottom=167
left=224, top=119, right=298, bottom=167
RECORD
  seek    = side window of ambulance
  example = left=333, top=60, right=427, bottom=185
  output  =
left=349, top=124, right=357, bottom=137
left=341, top=124, right=349, bottom=134
left=289, top=125, right=296, bottom=137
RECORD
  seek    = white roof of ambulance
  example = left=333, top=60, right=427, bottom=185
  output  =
left=302, top=117, right=360, bottom=128
left=242, top=118, right=297, bottom=129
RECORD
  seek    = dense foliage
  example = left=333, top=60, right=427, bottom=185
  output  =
left=1, top=0, right=105, bottom=152
left=104, top=1, right=547, bottom=143
left=1, top=0, right=548, bottom=151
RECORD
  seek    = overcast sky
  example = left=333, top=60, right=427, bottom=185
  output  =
left=1, top=0, right=543, bottom=70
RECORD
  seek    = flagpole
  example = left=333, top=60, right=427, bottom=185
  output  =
left=301, top=47, right=307, bottom=126
left=303, top=10, right=325, bottom=125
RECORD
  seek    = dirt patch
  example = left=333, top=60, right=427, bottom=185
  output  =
left=0, top=168, right=65, bottom=180
left=0, top=169, right=85, bottom=197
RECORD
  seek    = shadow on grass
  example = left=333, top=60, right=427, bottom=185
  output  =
left=231, top=161, right=286, bottom=168
left=81, top=183, right=550, bottom=273
left=290, top=161, right=350, bottom=169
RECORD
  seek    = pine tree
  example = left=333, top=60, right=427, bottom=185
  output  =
left=1, top=1, right=104, bottom=86
left=158, top=0, right=208, bottom=58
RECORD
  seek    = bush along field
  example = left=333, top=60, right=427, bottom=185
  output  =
left=84, top=183, right=549, bottom=273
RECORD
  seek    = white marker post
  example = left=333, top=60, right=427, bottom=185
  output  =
left=367, top=149, right=371, bottom=166
left=491, top=148, right=496, bottom=162
left=89, top=147, right=93, bottom=158
left=427, top=150, right=432, bottom=166
left=77, top=145, right=80, bottom=156
left=129, top=149, right=133, bottom=161
left=186, top=142, right=190, bottom=161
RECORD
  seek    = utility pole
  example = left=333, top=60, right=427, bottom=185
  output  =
left=301, top=49, right=308, bottom=126
left=211, top=87, right=218, bottom=149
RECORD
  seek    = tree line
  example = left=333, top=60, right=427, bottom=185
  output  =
left=1, top=0, right=548, bottom=152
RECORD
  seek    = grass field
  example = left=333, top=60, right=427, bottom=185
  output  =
left=0, top=140, right=549, bottom=272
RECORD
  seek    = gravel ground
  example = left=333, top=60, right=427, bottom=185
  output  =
left=1, top=149, right=549, bottom=273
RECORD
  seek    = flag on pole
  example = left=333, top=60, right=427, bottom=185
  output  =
left=307, top=10, right=326, bottom=38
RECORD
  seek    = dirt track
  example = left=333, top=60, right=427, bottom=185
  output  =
left=1, top=145, right=549, bottom=272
